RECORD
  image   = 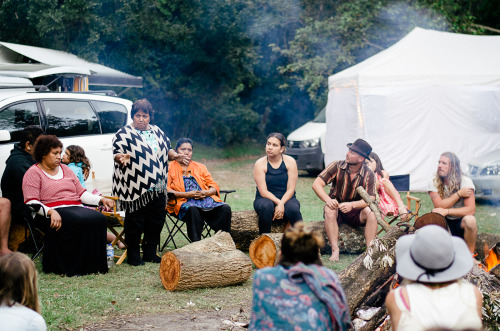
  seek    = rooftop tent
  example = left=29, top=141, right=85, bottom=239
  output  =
left=326, top=27, right=500, bottom=190
left=0, top=42, right=142, bottom=88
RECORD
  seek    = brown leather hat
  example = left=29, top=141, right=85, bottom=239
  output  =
left=346, top=139, right=372, bottom=159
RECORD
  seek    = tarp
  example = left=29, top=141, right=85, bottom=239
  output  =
left=0, top=42, right=142, bottom=87
left=326, top=27, right=500, bottom=191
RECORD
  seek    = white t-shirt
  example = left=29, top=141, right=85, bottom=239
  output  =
left=428, top=175, right=475, bottom=220
left=0, top=303, right=46, bottom=331
left=394, top=280, right=482, bottom=331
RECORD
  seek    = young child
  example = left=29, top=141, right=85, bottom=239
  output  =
left=62, top=145, right=125, bottom=249
left=0, top=252, right=47, bottom=330
left=62, top=145, right=91, bottom=188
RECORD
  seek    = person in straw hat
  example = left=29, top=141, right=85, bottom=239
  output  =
left=385, top=225, right=482, bottom=330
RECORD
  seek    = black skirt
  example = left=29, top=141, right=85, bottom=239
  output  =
left=41, top=206, right=108, bottom=276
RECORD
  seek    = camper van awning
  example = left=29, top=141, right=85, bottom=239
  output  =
left=0, top=63, right=91, bottom=79
left=0, top=42, right=143, bottom=88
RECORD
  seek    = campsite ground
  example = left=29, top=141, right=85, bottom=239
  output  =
left=35, top=150, right=499, bottom=330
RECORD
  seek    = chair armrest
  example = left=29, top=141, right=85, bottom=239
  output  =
left=220, top=189, right=236, bottom=202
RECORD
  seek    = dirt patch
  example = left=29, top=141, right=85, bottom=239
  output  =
left=83, top=306, right=251, bottom=330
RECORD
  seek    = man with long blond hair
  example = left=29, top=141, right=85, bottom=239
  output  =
left=428, top=152, right=477, bottom=253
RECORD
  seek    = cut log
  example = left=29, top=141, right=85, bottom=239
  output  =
left=339, top=226, right=406, bottom=316
left=175, top=231, right=236, bottom=253
left=308, top=221, right=365, bottom=254
left=159, top=250, right=252, bottom=291
left=249, top=233, right=283, bottom=269
left=356, top=187, right=390, bottom=232
left=231, top=210, right=287, bottom=251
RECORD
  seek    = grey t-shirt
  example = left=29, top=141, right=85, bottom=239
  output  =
left=428, top=175, right=475, bottom=220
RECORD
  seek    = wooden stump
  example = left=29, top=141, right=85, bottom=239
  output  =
left=175, top=231, right=236, bottom=253
left=249, top=233, right=283, bottom=269
left=159, top=250, right=252, bottom=291
left=308, top=221, right=365, bottom=254
left=231, top=210, right=287, bottom=251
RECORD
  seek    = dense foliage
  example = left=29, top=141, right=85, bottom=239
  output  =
left=0, top=0, right=497, bottom=145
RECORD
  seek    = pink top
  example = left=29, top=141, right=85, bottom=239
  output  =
left=23, top=164, right=86, bottom=207
left=376, top=173, right=399, bottom=216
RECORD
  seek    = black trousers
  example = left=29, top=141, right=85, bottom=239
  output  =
left=125, top=193, right=165, bottom=258
left=253, top=197, right=302, bottom=234
left=183, top=204, right=232, bottom=242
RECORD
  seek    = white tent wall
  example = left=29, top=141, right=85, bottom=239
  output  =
left=325, top=28, right=500, bottom=191
left=326, top=84, right=500, bottom=191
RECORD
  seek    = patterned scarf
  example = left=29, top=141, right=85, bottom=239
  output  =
left=112, top=124, right=170, bottom=212
left=287, top=263, right=352, bottom=330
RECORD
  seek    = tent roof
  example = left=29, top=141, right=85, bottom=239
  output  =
left=329, top=27, right=500, bottom=88
left=0, top=42, right=142, bottom=88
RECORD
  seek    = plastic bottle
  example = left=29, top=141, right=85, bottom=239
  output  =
left=106, top=244, right=114, bottom=268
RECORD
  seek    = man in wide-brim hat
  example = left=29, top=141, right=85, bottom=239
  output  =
left=312, top=138, right=377, bottom=261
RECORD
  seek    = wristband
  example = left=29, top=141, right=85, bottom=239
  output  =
left=456, top=192, right=461, bottom=198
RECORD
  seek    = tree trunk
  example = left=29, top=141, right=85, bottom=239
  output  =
left=159, top=250, right=252, bottom=291
left=249, top=233, right=283, bottom=269
left=175, top=231, right=236, bottom=253
left=339, top=226, right=405, bottom=316
left=231, top=210, right=287, bottom=251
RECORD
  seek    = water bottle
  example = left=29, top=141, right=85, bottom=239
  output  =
left=106, top=244, right=114, bottom=268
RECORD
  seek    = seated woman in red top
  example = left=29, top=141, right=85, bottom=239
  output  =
left=22, top=135, right=115, bottom=276
left=167, top=138, right=231, bottom=242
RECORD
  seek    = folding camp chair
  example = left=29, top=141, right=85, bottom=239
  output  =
left=92, top=172, right=127, bottom=265
left=377, top=174, right=421, bottom=234
left=160, top=190, right=235, bottom=251
left=21, top=203, right=45, bottom=261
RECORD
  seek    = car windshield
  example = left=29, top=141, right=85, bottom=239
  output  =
left=312, top=107, right=326, bottom=123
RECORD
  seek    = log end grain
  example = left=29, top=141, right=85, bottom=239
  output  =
left=160, top=252, right=181, bottom=291
left=249, top=234, right=282, bottom=269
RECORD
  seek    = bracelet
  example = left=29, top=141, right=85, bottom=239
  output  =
left=457, top=192, right=461, bottom=198
left=351, top=202, right=354, bottom=209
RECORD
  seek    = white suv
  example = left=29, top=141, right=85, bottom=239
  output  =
left=0, top=91, right=132, bottom=194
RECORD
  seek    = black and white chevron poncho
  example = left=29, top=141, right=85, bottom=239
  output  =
left=112, top=124, right=171, bottom=212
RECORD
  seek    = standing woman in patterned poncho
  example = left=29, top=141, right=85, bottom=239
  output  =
left=112, top=99, right=187, bottom=266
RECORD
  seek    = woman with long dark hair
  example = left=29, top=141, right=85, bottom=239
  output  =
left=253, top=133, right=302, bottom=234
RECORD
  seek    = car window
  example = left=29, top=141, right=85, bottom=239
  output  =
left=92, top=101, right=128, bottom=133
left=0, top=101, right=40, bottom=142
left=43, top=100, right=100, bottom=137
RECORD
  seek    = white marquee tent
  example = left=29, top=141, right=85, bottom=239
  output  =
left=326, top=27, right=500, bottom=190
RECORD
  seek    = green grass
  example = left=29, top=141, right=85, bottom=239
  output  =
left=35, top=152, right=500, bottom=330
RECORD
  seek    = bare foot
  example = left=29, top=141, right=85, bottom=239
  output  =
left=0, top=248, right=13, bottom=256
left=118, top=241, right=126, bottom=249
left=329, top=247, right=340, bottom=261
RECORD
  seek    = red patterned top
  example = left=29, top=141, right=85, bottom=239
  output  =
left=23, top=164, right=86, bottom=207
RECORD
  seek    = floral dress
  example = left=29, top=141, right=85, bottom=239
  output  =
left=249, top=263, right=351, bottom=331
left=178, top=175, right=224, bottom=220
